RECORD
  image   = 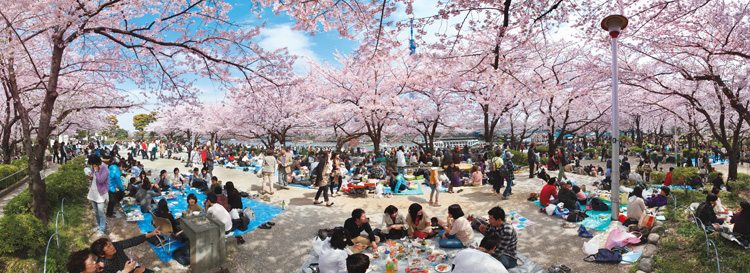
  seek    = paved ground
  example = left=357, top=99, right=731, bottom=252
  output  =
left=11, top=152, right=747, bottom=273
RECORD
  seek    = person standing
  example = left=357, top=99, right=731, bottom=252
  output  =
left=313, top=152, right=334, bottom=206
left=205, top=145, right=215, bottom=179
left=106, top=162, right=126, bottom=218
left=87, top=155, right=109, bottom=237
left=527, top=142, right=537, bottom=178
left=261, top=149, right=277, bottom=195
left=501, top=151, right=515, bottom=200
left=330, top=152, right=342, bottom=196
left=277, top=149, right=293, bottom=190
left=396, top=146, right=406, bottom=174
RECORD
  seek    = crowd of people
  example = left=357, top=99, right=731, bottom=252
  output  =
left=56, top=135, right=750, bottom=273
left=316, top=205, right=517, bottom=273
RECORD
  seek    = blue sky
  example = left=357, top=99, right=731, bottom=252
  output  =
left=116, top=2, right=360, bottom=131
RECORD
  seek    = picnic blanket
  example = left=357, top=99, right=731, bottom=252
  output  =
left=297, top=231, right=544, bottom=273
left=508, top=212, right=535, bottom=230
left=383, top=180, right=424, bottom=195
left=534, top=200, right=625, bottom=231
left=135, top=187, right=284, bottom=262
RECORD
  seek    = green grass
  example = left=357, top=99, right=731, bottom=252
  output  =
left=654, top=189, right=749, bottom=272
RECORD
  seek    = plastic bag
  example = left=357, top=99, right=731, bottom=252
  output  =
left=605, top=229, right=641, bottom=249
left=545, top=204, right=557, bottom=216
left=582, top=233, right=605, bottom=255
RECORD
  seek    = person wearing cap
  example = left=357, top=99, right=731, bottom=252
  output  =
left=645, top=186, right=670, bottom=208
left=206, top=192, right=234, bottom=233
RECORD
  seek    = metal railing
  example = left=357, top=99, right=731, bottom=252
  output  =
left=0, top=167, right=29, bottom=190
left=677, top=205, right=721, bottom=273
left=44, top=198, right=65, bottom=273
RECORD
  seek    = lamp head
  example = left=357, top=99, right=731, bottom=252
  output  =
left=601, top=15, right=629, bottom=38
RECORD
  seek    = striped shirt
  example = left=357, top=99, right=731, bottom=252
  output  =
left=486, top=222, right=517, bottom=259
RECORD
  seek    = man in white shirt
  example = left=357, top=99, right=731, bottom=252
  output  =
left=206, top=193, right=234, bottom=234
left=451, top=235, right=508, bottom=273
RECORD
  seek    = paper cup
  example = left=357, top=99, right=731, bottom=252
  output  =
left=192, top=211, right=199, bottom=216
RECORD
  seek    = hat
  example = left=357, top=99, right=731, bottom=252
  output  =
left=505, top=151, right=514, bottom=159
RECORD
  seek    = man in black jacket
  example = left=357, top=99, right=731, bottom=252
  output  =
left=344, top=208, right=380, bottom=254
left=557, top=182, right=579, bottom=211
left=527, top=142, right=538, bottom=178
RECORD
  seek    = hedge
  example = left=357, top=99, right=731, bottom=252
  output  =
left=0, top=158, right=90, bottom=272
left=672, top=167, right=699, bottom=186
left=540, top=157, right=549, bottom=166
left=537, top=146, right=549, bottom=153
left=508, top=149, right=527, bottom=167
left=707, top=171, right=723, bottom=184
left=650, top=171, right=666, bottom=184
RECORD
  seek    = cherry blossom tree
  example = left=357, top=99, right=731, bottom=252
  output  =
left=310, top=49, right=414, bottom=154
left=0, top=0, right=292, bottom=222
left=611, top=0, right=750, bottom=180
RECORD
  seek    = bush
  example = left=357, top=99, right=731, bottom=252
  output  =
left=650, top=171, right=666, bottom=184
left=58, top=157, right=86, bottom=172
left=682, top=148, right=704, bottom=158
left=11, top=156, right=28, bottom=169
left=45, top=170, right=89, bottom=204
left=583, top=148, right=596, bottom=154
left=0, top=213, right=52, bottom=258
left=5, top=169, right=88, bottom=216
left=540, top=157, right=549, bottom=166
left=707, top=171, right=723, bottom=184
left=0, top=164, right=21, bottom=190
left=536, top=146, right=549, bottom=153
left=672, top=167, right=698, bottom=186
left=4, top=190, right=31, bottom=215
left=508, top=149, right=527, bottom=166
left=630, top=147, right=644, bottom=155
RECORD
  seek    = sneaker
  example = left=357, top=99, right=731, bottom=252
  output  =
left=561, top=223, right=577, bottom=229
left=578, top=227, right=594, bottom=238
left=96, top=231, right=105, bottom=237
left=91, top=227, right=100, bottom=232
left=501, top=196, right=509, bottom=200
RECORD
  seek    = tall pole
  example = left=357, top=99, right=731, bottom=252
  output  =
left=601, top=15, right=628, bottom=221
left=609, top=35, right=621, bottom=221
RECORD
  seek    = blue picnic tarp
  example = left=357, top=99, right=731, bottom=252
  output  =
left=534, top=199, right=625, bottom=231
left=133, top=186, right=284, bottom=262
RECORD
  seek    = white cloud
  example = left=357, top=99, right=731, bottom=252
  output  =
left=258, top=24, right=320, bottom=72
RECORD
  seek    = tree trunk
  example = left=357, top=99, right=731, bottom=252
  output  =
left=24, top=37, right=67, bottom=223
left=547, top=132, right=557, bottom=156
left=483, top=106, right=493, bottom=143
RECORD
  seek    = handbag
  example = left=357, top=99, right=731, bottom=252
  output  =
left=584, top=248, right=623, bottom=263
left=604, top=228, right=642, bottom=249
left=638, top=214, right=655, bottom=228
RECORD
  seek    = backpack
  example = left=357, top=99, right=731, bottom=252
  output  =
left=566, top=210, right=589, bottom=222
left=591, top=198, right=609, bottom=211
left=489, top=157, right=503, bottom=172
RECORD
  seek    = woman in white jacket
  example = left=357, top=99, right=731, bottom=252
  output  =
left=318, top=227, right=352, bottom=273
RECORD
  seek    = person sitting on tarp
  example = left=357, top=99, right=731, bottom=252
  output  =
left=557, top=181, right=578, bottom=211
left=370, top=161, right=386, bottom=180
left=731, top=201, right=750, bottom=236
left=697, top=193, right=727, bottom=231
left=539, top=178, right=558, bottom=207
left=645, top=186, right=670, bottom=208
left=389, top=171, right=408, bottom=193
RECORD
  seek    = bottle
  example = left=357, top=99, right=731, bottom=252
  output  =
left=282, top=200, right=286, bottom=210
left=582, top=185, right=587, bottom=193
left=393, top=259, right=399, bottom=272
left=386, top=260, right=394, bottom=273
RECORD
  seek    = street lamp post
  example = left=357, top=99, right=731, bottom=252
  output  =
left=601, top=15, right=628, bottom=221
